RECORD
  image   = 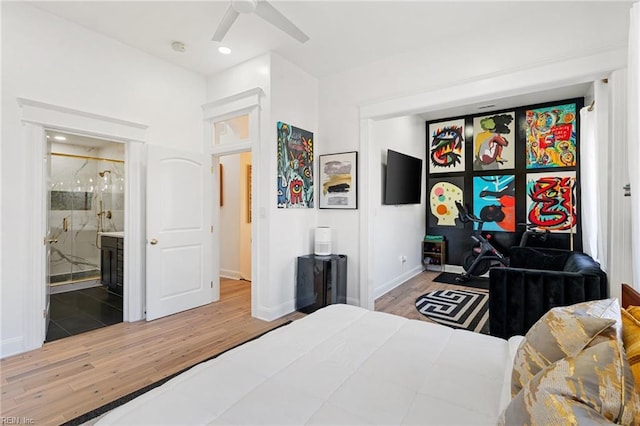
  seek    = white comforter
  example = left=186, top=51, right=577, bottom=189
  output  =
left=97, top=304, right=522, bottom=425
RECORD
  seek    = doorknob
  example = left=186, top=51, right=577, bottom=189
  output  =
left=45, top=238, right=58, bottom=244
left=150, top=238, right=158, bottom=245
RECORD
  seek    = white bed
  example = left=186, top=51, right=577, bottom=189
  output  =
left=97, top=304, right=523, bottom=425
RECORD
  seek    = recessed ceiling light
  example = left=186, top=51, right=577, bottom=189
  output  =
left=54, top=135, right=66, bottom=141
left=218, top=46, right=232, bottom=55
left=171, top=41, right=186, bottom=53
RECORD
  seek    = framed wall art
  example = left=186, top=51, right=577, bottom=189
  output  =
left=277, top=121, right=314, bottom=208
left=319, top=151, right=357, bottom=209
left=425, top=97, right=583, bottom=265
left=472, top=174, right=516, bottom=232
left=247, top=164, right=252, bottom=223
left=525, top=103, right=577, bottom=169
left=428, top=118, right=465, bottom=174
left=526, top=171, right=577, bottom=232
left=219, top=163, right=224, bottom=207
left=428, top=177, right=464, bottom=228
left=472, top=112, right=515, bottom=171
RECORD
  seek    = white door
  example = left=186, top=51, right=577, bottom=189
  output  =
left=146, top=145, right=214, bottom=320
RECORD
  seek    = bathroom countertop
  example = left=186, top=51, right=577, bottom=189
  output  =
left=99, top=231, right=124, bottom=238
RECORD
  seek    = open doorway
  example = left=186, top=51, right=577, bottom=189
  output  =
left=206, top=91, right=261, bottom=318
left=45, top=130, right=125, bottom=342
left=218, top=152, right=252, bottom=301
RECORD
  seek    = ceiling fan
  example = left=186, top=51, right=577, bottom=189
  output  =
left=212, top=0, right=309, bottom=43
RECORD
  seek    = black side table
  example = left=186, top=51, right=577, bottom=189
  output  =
left=296, top=254, right=347, bottom=313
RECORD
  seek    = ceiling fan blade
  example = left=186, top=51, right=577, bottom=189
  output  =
left=212, top=5, right=240, bottom=42
left=254, top=1, right=309, bottom=43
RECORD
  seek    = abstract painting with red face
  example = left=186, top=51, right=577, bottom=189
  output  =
left=526, top=171, right=577, bottom=232
left=525, top=103, right=577, bottom=169
left=277, top=121, right=314, bottom=208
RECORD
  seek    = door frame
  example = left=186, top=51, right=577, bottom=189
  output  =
left=19, top=98, right=147, bottom=350
left=202, top=88, right=262, bottom=318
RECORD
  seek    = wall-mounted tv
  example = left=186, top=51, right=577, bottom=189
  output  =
left=384, top=149, right=423, bottom=205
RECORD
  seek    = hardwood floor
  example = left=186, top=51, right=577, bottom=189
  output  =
left=375, top=269, right=484, bottom=321
left=1, top=271, right=465, bottom=425
left=0, top=279, right=303, bottom=425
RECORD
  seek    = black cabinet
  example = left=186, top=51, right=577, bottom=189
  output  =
left=296, top=254, right=347, bottom=313
left=101, top=236, right=123, bottom=295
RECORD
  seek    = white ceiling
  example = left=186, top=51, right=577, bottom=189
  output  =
left=24, top=1, right=634, bottom=123
left=29, top=1, right=633, bottom=80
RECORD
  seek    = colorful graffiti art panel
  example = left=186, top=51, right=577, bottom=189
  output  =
left=472, top=175, right=516, bottom=232
left=473, top=112, right=515, bottom=171
left=428, top=177, right=464, bottom=227
left=525, top=103, right=577, bottom=169
left=428, top=119, right=465, bottom=174
left=277, top=121, right=314, bottom=208
left=526, top=172, right=577, bottom=233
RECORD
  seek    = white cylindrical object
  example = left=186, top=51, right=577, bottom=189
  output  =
left=314, top=227, right=332, bottom=256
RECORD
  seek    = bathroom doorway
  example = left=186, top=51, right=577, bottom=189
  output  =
left=45, top=130, right=125, bottom=342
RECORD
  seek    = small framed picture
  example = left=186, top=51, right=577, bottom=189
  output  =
left=319, top=151, right=358, bottom=209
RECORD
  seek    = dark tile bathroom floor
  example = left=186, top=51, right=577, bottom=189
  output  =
left=46, top=286, right=123, bottom=342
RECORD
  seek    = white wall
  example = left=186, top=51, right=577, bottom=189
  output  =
left=372, top=116, right=426, bottom=298
left=267, top=53, right=319, bottom=313
left=207, top=55, right=271, bottom=101
left=1, top=2, right=207, bottom=357
left=206, top=52, right=318, bottom=319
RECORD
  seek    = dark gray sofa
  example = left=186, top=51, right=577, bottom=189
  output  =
left=489, top=247, right=608, bottom=339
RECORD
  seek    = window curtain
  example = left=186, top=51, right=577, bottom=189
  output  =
left=580, top=105, right=604, bottom=267
left=629, top=2, right=640, bottom=289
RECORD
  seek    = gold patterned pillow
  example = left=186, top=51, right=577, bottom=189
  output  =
left=511, top=300, right=618, bottom=397
left=502, top=339, right=640, bottom=425
left=629, top=306, right=640, bottom=319
left=621, top=307, right=640, bottom=393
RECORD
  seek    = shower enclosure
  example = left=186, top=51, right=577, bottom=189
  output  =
left=48, top=137, right=125, bottom=289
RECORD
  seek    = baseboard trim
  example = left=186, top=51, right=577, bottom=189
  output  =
left=1, top=336, right=24, bottom=359
left=253, top=300, right=296, bottom=322
left=444, top=264, right=465, bottom=274
left=347, top=296, right=360, bottom=307
left=374, top=265, right=424, bottom=300
left=220, top=270, right=242, bottom=280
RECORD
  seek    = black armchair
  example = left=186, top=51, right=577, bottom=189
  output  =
left=489, top=247, right=608, bottom=339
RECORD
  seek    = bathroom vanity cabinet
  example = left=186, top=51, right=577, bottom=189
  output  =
left=101, top=234, right=123, bottom=295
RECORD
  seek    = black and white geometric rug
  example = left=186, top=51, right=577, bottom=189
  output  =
left=415, top=289, right=489, bottom=334
left=433, top=272, right=489, bottom=290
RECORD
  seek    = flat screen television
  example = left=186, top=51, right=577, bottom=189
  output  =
left=384, top=149, right=423, bottom=205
